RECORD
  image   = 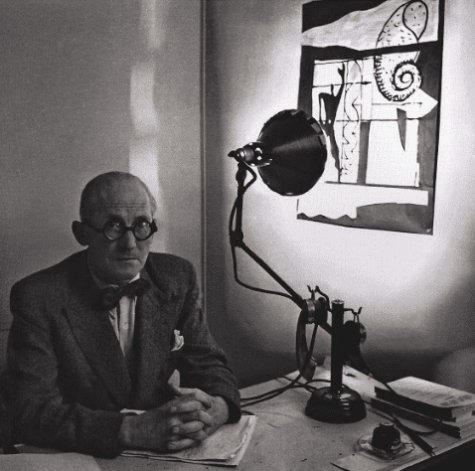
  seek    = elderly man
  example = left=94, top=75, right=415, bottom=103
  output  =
left=2, top=171, right=240, bottom=457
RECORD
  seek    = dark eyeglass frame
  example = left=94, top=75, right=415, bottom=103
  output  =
left=82, top=219, right=157, bottom=241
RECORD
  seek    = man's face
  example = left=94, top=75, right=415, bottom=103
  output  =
left=84, top=180, right=155, bottom=285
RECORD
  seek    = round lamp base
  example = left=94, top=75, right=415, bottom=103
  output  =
left=305, top=386, right=366, bottom=423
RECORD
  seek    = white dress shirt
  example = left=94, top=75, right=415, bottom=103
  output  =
left=91, top=272, right=139, bottom=365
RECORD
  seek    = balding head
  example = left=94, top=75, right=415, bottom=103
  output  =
left=79, top=172, right=157, bottom=223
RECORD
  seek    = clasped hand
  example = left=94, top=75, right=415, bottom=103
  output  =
left=119, top=385, right=229, bottom=452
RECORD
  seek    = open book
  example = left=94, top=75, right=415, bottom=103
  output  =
left=121, top=414, right=257, bottom=467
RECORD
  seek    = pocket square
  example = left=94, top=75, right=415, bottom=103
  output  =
left=171, top=329, right=184, bottom=352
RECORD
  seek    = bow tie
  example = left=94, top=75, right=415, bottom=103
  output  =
left=99, top=278, right=151, bottom=310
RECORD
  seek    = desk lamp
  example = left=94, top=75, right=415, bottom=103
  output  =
left=228, top=109, right=366, bottom=423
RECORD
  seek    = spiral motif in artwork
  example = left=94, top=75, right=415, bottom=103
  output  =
left=374, top=1, right=428, bottom=102
left=374, top=55, right=422, bottom=102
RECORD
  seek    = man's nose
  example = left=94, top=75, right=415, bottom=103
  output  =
left=119, top=229, right=138, bottom=250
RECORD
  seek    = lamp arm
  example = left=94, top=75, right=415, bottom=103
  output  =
left=229, top=162, right=335, bottom=383
left=229, top=162, right=305, bottom=310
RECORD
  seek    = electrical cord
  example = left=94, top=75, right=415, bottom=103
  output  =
left=240, top=323, right=320, bottom=407
left=241, top=376, right=331, bottom=408
left=240, top=370, right=303, bottom=406
left=242, top=352, right=440, bottom=442
left=363, top=398, right=438, bottom=437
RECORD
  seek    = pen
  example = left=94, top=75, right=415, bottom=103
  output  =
left=391, top=415, right=435, bottom=457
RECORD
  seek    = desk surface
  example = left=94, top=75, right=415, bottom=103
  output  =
left=94, top=369, right=475, bottom=471
left=6, top=369, right=475, bottom=470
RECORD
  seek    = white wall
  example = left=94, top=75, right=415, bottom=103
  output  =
left=204, top=0, right=475, bottom=387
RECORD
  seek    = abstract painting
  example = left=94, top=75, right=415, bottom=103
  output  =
left=297, top=0, right=444, bottom=233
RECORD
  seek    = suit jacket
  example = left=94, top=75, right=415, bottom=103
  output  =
left=3, top=251, right=240, bottom=457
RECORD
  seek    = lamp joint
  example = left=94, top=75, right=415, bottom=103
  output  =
left=230, top=229, right=244, bottom=247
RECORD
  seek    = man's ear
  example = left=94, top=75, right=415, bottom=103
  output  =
left=72, top=221, right=89, bottom=246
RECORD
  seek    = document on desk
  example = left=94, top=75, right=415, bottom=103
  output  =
left=0, top=452, right=101, bottom=471
left=121, top=414, right=257, bottom=467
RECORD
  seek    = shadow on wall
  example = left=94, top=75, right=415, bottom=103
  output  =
left=432, top=346, right=475, bottom=393
left=428, top=231, right=475, bottom=391
left=204, top=1, right=236, bottom=382
left=361, top=230, right=475, bottom=389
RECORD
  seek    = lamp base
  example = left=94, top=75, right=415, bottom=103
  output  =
left=305, top=386, right=366, bottom=423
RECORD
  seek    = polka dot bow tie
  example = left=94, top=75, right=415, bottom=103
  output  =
left=99, top=279, right=151, bottom=310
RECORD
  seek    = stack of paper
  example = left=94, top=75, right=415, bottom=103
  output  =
left=372, top=376, right=475, bottom=438
left=121, top=414, right=257, bottom=467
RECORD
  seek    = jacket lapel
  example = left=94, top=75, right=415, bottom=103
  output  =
left=131, top=268, right=175, bottom=408
left=64, top=253, right=132, bottom=408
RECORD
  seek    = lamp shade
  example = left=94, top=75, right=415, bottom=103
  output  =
left=228, top=109, right=327, bottom=196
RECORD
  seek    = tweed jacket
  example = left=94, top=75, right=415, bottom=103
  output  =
left=3, top=251, right=240, bottom=457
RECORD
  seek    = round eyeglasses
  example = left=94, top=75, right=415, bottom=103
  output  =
left=83, top=219, right=157, bottom=241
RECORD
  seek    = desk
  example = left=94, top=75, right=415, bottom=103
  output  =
left=5, top=371, right=475, bottom=470
left=95, top=370, right=475, bottom=471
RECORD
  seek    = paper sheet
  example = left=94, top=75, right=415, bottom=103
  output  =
left=121, top=414, right=257, bottom=467
left=332, top=448, right=425, bottom=471
left=0, top=453, right=101, bottom=471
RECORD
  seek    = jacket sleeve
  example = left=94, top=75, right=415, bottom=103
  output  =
left=176, top=261, right=241, bottom=423
left=3, top=281, right=124, bottom=458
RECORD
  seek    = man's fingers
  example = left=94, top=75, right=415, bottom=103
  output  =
left=180, top=429, right=208, bottom=441
left=173, top=419, right=206, bottom=435
left=172, top=386, right=196, bottom=396
left=167, top=437, right=199, bottom=451
left=167, top=409, right=208, bottom=429
left=175, top=409, right=212, bottom=426
left=170, top=432, right=208, bottom=444
left=197, top=409, right=212, bottom=426
left=169, top=426, right=208, bottom=442
left=168, top=383, right=182, bottom=396
left=172, top=386, right=212, bottom=408
left=168, top=397, right=202, bottom=414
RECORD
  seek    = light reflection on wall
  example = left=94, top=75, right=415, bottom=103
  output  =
left=127, top=0, right=203, bottom=276
left=129, top=0, right=165, bottom=251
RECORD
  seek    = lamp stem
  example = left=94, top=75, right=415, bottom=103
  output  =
left=330, top=300, right=345, bottom=394
left=305, top=297, right=366, bottom=423
left=234, top=162, right=248, bottom=240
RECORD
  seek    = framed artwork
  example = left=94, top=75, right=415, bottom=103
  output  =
left=297, top=0, right=445, bottom=234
